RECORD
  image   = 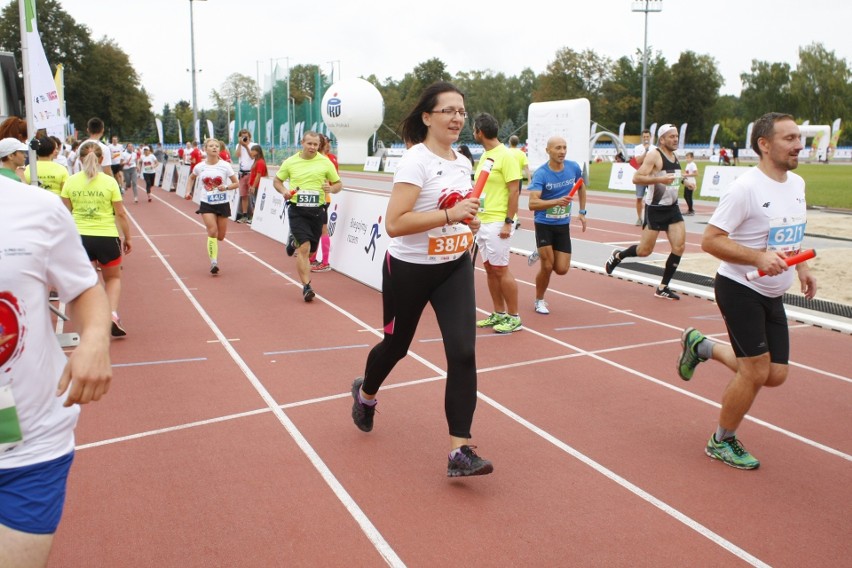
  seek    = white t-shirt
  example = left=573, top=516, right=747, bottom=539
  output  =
left=121, top=150, right=138, bottom=170
left=237, top=143, right=255, bottom=172
left=684, top=161, right=698, bottom=190
left=140, top=154, right=158, bottom=174
left=0, top=179, right=98, bottom=468
left=387, top=143, right=474, bottom=264
left=191, top=160, right=236, bottom=205
left=709, top=167, right=807, bottom=297
left=109, top=143, right=123, bottom=165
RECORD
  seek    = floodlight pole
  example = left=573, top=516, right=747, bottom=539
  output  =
left=189, top=0, right=206, bottom=143
left=632, top=0, right=662, bottom=133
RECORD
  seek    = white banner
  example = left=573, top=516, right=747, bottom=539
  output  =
left=161, top=161, right=176, bottom=191
left=250, top=179, right=290, bottom=244
left=699, top=166, right=750, bottom=198
left=327, top=191, right=389, bottom=291
left=608, top=162, right=637, bottom=191
left=21, top=0, right=64, bottom=130
left=175, top=165, right=191, bottom=198
left=363, top=156, right=381, bottom=172
left=155, top=118, right=164, bottom=145
left=383, top=157, right=402, bottom=173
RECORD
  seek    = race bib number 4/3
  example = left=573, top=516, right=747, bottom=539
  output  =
left=427, top=225, right=473, bottom=261
left=767, top=215, right=806, bottom=254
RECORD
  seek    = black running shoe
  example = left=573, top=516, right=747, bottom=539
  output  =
left=351, top=377, right=376, bottom=432
left=654, top=286, right=680, bottom=300
left=447, top=445, right=493, bottom=477
left=605, top=250, right=622, bottom=275
left=303, top=284, right=315, bottom=302
left=210, top=262, right=219, bottom=275
left=111, top=316, right=127, bottom=338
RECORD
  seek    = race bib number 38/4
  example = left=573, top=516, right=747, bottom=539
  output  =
left=427, top=224, right=473, bottom=261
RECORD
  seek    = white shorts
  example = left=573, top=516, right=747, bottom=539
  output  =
left=475, top=221, right=514, bottom=267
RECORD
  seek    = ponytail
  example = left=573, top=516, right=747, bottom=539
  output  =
left=78, top=141, right=102, bottom=180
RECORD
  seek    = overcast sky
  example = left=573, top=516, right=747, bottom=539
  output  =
left=51, top=0, right=849, bottom=116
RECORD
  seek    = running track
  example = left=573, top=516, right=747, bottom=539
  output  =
left=48, top=177, right=850, bottom=567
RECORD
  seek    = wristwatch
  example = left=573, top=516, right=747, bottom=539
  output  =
left=579, top=209, right=587, bottom=215
left=504, top=217, right=514, bottom=224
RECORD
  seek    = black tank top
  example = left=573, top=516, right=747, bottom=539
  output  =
left=649, top=149, right=681, bottom=206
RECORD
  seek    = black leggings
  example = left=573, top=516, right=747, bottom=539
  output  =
left=143, top=173, right=155, bottom=194
left=362, top=252, right=478, bottom=438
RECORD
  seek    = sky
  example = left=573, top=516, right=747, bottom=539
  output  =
left=51, top=0, right=850, bottom=117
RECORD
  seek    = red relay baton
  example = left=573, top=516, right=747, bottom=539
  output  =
left=470, top=158, right=494, bottom=199
left=745, top=249, right=816, bottom=281
left=567, top=178, right=583, bottom=199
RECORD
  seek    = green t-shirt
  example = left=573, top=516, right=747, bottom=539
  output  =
left=24, top=160, right=69, bottom=196
left=60, top=171, right=122, bottom=236
left=474, top=143, right=521, bottom=223
left=275, top=152, right=340, bottom=207
left=0, top=167, right=19, bottom=181
left=509, top=147, right=528, bottom=177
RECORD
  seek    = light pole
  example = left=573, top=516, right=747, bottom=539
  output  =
left=631, top=0, right=662, bottom=133
left=189, top=0, right=206, bottom=143
left=306, top=95, right=313, bottom=131
left=271, top=57, right=289, bottom=148
left=288, top=97, right=295, bottom=145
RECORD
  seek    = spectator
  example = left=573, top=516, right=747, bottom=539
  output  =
left=23, top=136, right=68, bottom=196
left=234, top=129, right=255, bottom=222
left=245, top=144, right=267, bottom=224
left=0, top=137, right=28, bottom=182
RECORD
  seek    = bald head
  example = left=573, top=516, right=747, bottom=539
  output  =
left=545, top=137, right=568, bottom=167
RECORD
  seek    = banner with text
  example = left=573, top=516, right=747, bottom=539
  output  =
left=327, top=191, right=389, bottom=291
left=608, top=162, right=637, bottom=191
left=699, top=166, right=751, bottom=198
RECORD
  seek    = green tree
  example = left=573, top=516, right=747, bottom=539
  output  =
left=739, top=60, right=793, bottom=120
left=654, top=51, right=723, bottom=140
left=535, top=47, right=612, bottom=110
left=790, top=43, right=851, bottom=124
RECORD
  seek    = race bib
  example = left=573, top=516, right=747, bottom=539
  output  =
left=296, top=190, right=321, bottom=207
left=545, top=202, right=571, bottom=220
left=427, top=224, right=473, bottom=261
left=0, top=384, right=23, bottom=453
left=206, top=190, right=228, bottom=204
left=767, top=215, right=806, bottom=255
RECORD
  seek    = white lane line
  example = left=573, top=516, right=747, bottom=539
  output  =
left=264, top=344, right=370, bottom=356
left=113, top=357, right=207, bottom=368
left=124, top=208, right=406, bottom=568
left=554, top=322, right=635, bottom=332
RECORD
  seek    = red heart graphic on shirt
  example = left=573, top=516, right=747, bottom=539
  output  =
left=0, top=294, right=23, bottom=371
left=203, top=176, right=223, bottom=190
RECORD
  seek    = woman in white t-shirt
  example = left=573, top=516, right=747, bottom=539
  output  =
left=185, top=138, right=238, bottom=275
left=138, top=146, right=159, bottom=202
left=349, top=82, right=493, bottom=478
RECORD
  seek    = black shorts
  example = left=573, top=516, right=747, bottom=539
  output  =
left=320, top=203, right=329, bottom=225
left=644, top=203, right=683, bottom=231
left=715, top=274, right=789, bottom=362
left=533, top=222, right=572, bottom=254
left=110, top=164, right=122, bottom=175
left=80, top=235, right=122, bottom=267
left=196, top=202, right=232, bottom=217
left=288, top=205, right=323, bottom=252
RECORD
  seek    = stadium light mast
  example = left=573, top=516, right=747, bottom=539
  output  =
left=189, top=0, right=206, bottom=143
left=631, top=0, right=662, bottom=133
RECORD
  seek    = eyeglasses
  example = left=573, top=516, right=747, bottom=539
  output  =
left=429, top=108, right=468, bottom=119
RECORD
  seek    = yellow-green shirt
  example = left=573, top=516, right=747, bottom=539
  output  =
left=509, top=147, right=528, bottom=178
left=275, top=152, right=340, bottom=207
left=474, top=143, right=521, bottom=223
left=24, top=160, right=69, bottom=196
left=60, top=172, right=122, bottom=237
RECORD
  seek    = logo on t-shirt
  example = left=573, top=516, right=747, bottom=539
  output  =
left=0, top=292, right=24, bottom=370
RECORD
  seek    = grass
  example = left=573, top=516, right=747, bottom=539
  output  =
left=587, top=161, right=852, bottom=210
left=341, top=160, right=852, bottom=210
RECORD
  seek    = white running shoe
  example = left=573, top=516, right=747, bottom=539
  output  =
left=534, top=299, right=550, bottom=314
left=528, top=251, right=540, bottom=266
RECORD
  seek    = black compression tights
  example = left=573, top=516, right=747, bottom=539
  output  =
left=362, top=253, right=478, bottom=439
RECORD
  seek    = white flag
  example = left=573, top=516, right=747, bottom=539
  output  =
left=21, top=0, right=64, bottom=130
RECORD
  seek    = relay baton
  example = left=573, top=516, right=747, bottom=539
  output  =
left=567, top=178, right=583, bottom=199
left=745, top=249, right=816, bottom=281
left=471, top=158, right=494, bottom=199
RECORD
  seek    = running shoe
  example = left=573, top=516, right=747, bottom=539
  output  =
left=527, top=250, right=540, bottom=266
left=605, top=250, right=622, bottom=275
left=534, top=299, right=550, bottom=314
left=310, top=260, right=321, bottom=268
left=351, top=377, right=376, bottom=432
left=476, top=312, right=507, bottom=328
left=494, top=315, right=522, bottom=334
left=303, top=283, right=315, bottom=302
left=148, top=196, right=152, bottom=203
left=111, top=315, right=127, bottom=338
left=654, top=286, right=680, bottom=300
left=705, top=435, right=760, bottom=470
left=447, top=445, right=493, bottom=477
left=210, top=261, right=219, bottom=275
left=685, top=210, right=695, bottom=216
left=311, top=263, right=331, bottom=273
left=677, top=327, right=706, bottom=381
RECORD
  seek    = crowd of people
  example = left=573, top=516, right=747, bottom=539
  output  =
left=0, top=95, right=819, bottom=564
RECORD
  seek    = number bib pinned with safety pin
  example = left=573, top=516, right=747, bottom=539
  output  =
left=427, top=224, right=473, bottom=261
left=767, top=215, right=806, bottom=256
left=296, top=189, right=321, bottom=207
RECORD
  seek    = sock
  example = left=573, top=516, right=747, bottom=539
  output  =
left=660, top=253, right=681, bottom=286
left=207, top=237, right=218, bottom=262
left=696, top=337, right=716, bottom=360
left=321, top=234, right=330, bottom=263
left=620, top=245, right=639, bottom=259
left=358, top=391, right=377, bottom=407
left=715, top=426, right=735, bottom=442
left=111, top=311, right=119, bottom=320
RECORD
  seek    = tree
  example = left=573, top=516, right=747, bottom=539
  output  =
left=654, top=51, right=723, bottom=140
left=790, top=43, right=851, bottom=124
left=534, top=47, right=612, bottom=111
left=739, top=60, right=793, bottom=120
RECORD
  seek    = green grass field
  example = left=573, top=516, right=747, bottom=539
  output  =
left=342, top=159, right=852, bottom=210
left=587, top=161, right=852, bottom=210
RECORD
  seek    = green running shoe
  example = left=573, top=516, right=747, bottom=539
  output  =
left=677, top=327, right=707, bottom=381
left=494, top=315, right=523, bottom=334
left=705, top=435, right=760, bottom=470
left=476, top=312, right=507, bottom=328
